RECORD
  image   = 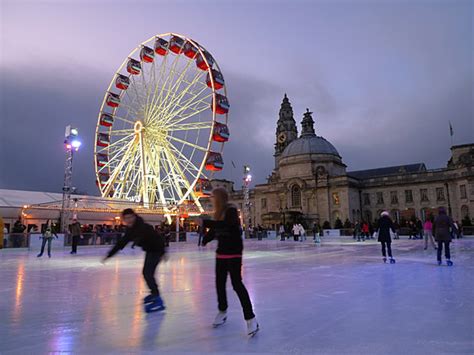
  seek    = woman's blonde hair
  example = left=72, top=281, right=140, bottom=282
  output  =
left=212, top=187, right=229, bottom=220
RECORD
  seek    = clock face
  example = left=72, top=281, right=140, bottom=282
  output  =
left=277, top=132, right=287, bottom=144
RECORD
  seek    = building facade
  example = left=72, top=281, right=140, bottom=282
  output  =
left=214, top=95, right=474, bottom=229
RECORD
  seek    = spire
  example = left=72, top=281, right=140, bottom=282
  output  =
left=301, top=108, right=315, bottom=137
left=279, top=93, right=293, bottom=121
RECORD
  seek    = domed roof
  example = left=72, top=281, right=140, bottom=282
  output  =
left=281, top=135, right=340, bottom=158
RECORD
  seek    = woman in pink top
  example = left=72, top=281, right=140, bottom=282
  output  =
left=423, top=219, right=436, bottom=250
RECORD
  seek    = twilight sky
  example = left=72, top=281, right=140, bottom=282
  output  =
left=0, top=0, right=473, bottom=195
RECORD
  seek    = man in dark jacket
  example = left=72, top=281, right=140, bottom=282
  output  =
left=377, top=211, right=396, bottom=263
left=70, top=219, right=82, bottom=254
left=433, top=208, right=456, bottom=266
left=103, top=209, right=167, bottom=312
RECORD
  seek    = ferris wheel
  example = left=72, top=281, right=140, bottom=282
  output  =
left=94, top=33, right=229, bottom=212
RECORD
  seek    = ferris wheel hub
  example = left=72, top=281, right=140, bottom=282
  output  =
left=134, top=121, right=144, bottom=133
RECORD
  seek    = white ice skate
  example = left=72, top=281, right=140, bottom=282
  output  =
left=212, top=311, right=227, bottom=327
left=246, top=317, right=259, bottom=336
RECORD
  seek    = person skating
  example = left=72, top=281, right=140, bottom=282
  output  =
left=433, top=207, right=456, bottom=266
left=37, top=220, right=58, bottom=258
left=423, top=218, right=436, bottom=250
left=377, top=211, right=396, bottom=263
left=361, top=222, right=369, bottom=241
left=70, top=219, right=82, bottom=254
left=102, top=209, right=167, bottom=312
left=202, top=188, right=259, bottom=336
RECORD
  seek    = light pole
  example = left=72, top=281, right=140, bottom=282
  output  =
left=60, top=125, right=81, bottom=233
left=242, top=165, right=252, bottom=238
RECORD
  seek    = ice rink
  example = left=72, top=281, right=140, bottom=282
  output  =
left=1, top=237, right=473, bottom=354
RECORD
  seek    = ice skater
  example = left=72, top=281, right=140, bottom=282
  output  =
left=37, top=220, right=57, bottom=258
left=69, top=218, right=82, bottom=254
left=102, top=209, right=167, bottom=312
left=377, top=211, right=396, bottom=263
left=423, top=218, right=437, bottom=250
left=202, top=188, right=259, bottom=336
left=433, top=207, right=456, bottom=266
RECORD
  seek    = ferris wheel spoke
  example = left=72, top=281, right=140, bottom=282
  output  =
left=165, top=141, right=201, bottom=175
left=113, top=115, right=136, bottom=125
left=104, top=136, right=139, bottom=196
left=144, top=53, right=169, bottom=123
left=106, top=133, right=136, bottom=151
left=147, top=53, right=182, bottom=122
left=167, top=121, right=213, bottom=132
left=149, top=56, right=197, bottom=122
left=167, top=134, right=208, bottom=152
left=163, top=145, right=202, bottom=204
left=151, top=69, right=207, bottom=127
left=163, top=93, right=213, bottom=128
left=109, top=128, right=135, bottom=136
left=161, top=67, right=207, bottom=118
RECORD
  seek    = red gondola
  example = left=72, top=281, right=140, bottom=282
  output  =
left=205, top=152, right=224, bottom=171
left=154, top=37, right=168, bottom=56
left=140, top=46, right=154, bottom=63
left=99, top=113, right=114, bottom=127
left=97, top=172, right=109, bottom=187
left=115, top=74, right=130, bottom=90
left=206, top=69, right=224, bottom=90
left=127, top=58, right=141, bottom=75
left=212, top=122, right=230, bottom=142
left=196, top=51, right=214, bottom=71
left=183, top=42, right=198, bottom=59
left=211, top=94, right=229, bottom=114
left=97, top=133, right=110, bottom=147
left=169, top=36, right=185, bottom=54
left=194, top=178, right=212, bottom=197
left=106, top=93, right=120, bottom=108
left=96, top=153, right=108, bottom=167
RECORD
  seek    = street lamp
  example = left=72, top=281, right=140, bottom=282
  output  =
left=60, top=125, right=81, bottom=233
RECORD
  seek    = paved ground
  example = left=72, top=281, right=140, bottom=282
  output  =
left=0, top=237, right=473, bottom=354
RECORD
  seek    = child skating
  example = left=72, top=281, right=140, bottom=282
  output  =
left=377, top=211, right=396, bottom=263
left=202, top=188, right=259, bottom=337
left=102, top=209, right=167, bottom=313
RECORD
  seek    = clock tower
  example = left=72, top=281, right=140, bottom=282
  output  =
left=274, top=94, right=298, bottom=167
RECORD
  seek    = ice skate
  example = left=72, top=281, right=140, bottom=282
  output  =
left=447, top=259, right=453, bottom=266
left=144, top=296, right=165, bottom=313
left=143, top=294, right=156, bottom=304
left=212, top=311, right=227, bottom=327
left=383, top=257, right=387, bottom=263
left=438, top=260, right=442, bottom=266
left=389, top=258, right=396, bottom=264
left=246, top=317, right=259, bottom=336
left=37, top=253, right=42, bottom=258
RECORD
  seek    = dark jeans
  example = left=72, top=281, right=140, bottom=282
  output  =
left=39, top=238, right=52, bottom=256
left=381, top=241, right=392, bottom=258
left=216, top=257, right=255, bottom=320
left=71, top=235, right=80, bottom=253
left=143, top=252, right=161, bottom=296
left=198, top=234, right=203, bottom=246
left=437, top=241, right=451, bottom=261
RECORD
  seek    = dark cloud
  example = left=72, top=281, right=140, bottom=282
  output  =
left=1, top=0, right=472, bottom=194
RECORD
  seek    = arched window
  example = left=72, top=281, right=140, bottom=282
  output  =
left=291, top=185, right=301, bottom=207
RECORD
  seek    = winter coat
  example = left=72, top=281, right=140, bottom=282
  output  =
left=70, top=222, right=82, bottom=236
left=107, top=216, right=166, bottom=257
left=202, top=205, right=243, bottom=256
left=423, top=220, right=433, bottom=231
left=433, top=213, right=455, bottom=242
left=377, top=215, right=394, bottom=242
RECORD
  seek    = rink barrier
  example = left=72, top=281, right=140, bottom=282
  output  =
left=2, top=227, right=473, bottom=250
